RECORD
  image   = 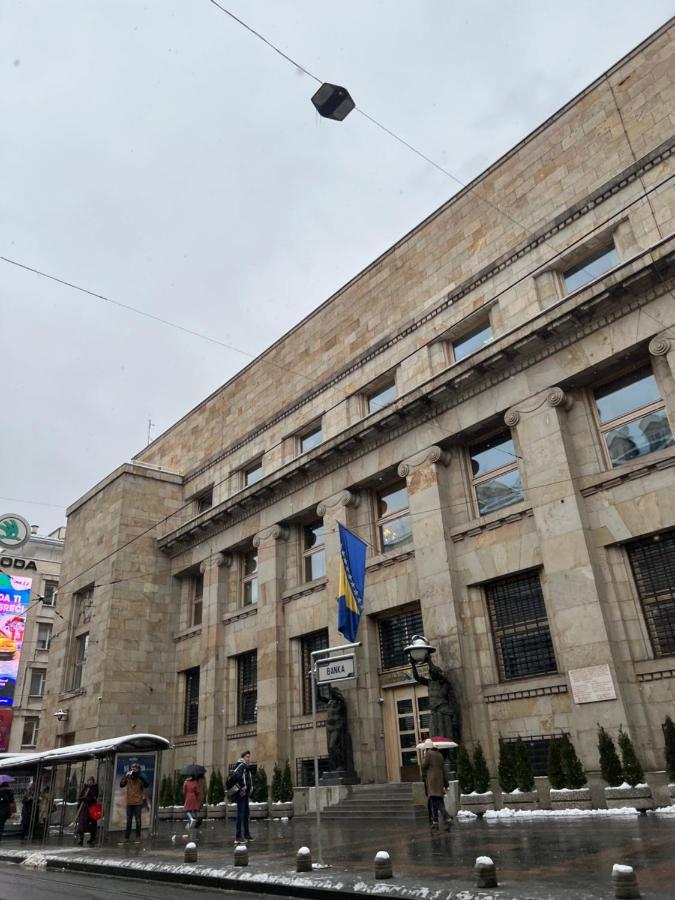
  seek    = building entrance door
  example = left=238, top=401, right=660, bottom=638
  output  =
left=383, top=684, right=429, bottom=782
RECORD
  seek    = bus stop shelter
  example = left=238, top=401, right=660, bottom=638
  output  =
left=0, top=733, right=170, bottom=846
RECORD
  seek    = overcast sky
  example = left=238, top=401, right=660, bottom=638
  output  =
left=1, top=1, right=672, bottom=537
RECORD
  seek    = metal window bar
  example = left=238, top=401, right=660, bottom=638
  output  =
left=295, top=756, right=330, bottom=787
left=301, top=630, right=329, bottom=715
left=378, top=608, right=424, bottom=670
left=503, top=734, right=567, bottom=777
left=183, top=667, right=200, bottom=734
left=627, top=529, right=675, bottom=658
left=485, top=572, right=557, bottom=680
left=238, top=651, right=257, bottom=724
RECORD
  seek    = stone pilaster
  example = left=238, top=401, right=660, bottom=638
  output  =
left=649, top=334, right=675, bottom=425
left=196, top=553, right=228, bottom=771
left=504, top=387, right=630, bottom=748
left=251, top=524, right=289, bottom=769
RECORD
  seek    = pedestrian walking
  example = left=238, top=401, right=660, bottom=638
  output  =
left=183, top=774, right=202, bottom=829
left=231, top=750, right=253, bottom=843
left=421, top=739, right=452, bottom=831
left=0, top=783, right=15, bottom=840
left=75, top=776, right=99, bottom=846
left=120, top=761, right=149, bottom=842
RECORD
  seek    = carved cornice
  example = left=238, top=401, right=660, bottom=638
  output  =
left=649, top=334, right=672, bottom=357
left=316, top=489, right=360, bottom=518
left=252, top=524, right=289, bottom=548
left=505, top=386, right=572, bottom=426
left=397, top=445, right=451, bottom=478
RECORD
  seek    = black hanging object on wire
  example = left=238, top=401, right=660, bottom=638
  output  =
left=311, top=83, right=355, bottom=121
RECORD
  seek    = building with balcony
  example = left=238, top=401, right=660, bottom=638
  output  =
left=41, top=23, right=675, bottom=791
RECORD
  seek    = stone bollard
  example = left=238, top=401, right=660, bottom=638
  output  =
left=184, top=841, right=198, bottom=864
left=374, top=851, right=393, bottom=880
left=612, top=864, right=640, bottom=899
left=234, top=843, right=249, bottom=867
left=474, top=856, right=498, bottom=888
left=296, top=846, right=312, bottom=872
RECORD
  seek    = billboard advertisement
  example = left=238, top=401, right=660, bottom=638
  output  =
left=0, top=572, right=32, bottom=708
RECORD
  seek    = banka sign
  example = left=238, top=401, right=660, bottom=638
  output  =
left=315, top=654, right=357, bottom=684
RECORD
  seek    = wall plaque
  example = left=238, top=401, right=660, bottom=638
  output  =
left=569, top=664, right=616, bottom=704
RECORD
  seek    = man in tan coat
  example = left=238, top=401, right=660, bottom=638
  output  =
left=421, top=739, right=452, bottom=831
left=120, top=761, right=149, bottom=841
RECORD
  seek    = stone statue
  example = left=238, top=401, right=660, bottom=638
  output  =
left=410, top=657, right=462, bottom=744
left=321, top=685, right=358, bottom=784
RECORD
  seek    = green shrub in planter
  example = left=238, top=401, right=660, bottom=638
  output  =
left=281, top=761, right=294, bottom=802
left=547, top=738, right=565, bottom=789
left=514, top=738, right=535, bottom=792
left=252, top=766, right=269, bottom=802
left=472, top=743, right=491, bottom=794
left=663, top=716, right=675, bottom=782
left=498, top=739, right=517, bottom=793
left=618, top=727, right=644, bottom=787
left=559, top=734, right=587, bottom=788
left=160, top=775, right=173, bottom=807
left=457, top=745, right=474, bottom=794
left=271, top=763, right=283, bottom=803
left=174, top=772, right=187, bottom=805
left=212, top=770, right=225, bottom=804
left=597, top=726, right=623, bottom=787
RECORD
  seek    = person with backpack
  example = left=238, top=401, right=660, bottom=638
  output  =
left=229, top=750, right=253, bottom=844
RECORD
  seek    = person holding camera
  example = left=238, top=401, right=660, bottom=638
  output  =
left=120, top=761, right=148, bottom=842
left=231, top=750, right=253, bottom=844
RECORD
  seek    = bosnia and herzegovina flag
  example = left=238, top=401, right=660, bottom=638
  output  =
left=337, top=523, right=367, bottom=642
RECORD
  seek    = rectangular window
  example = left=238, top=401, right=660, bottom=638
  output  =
left=452, top=321, right=493, bottom=362
left=367, top=380, right=397, bottom=414
left=195, top=488, right=213, bottom=514
left=299, top=423, right=323, bottom=454
left=191, top=572, right=204, bottom=627
left=301, top=629, right=329, bottom=714
left=243, top=460, right=263, bottom=487
left=563, top=244, right=619, bottom=293
left=75, top=586, right=94, bottom=625
left=237, top=651, right=257, bottom=725
left=29, top=669, right=46, bottom=698
left=593, top=367, right=674, bottom=468
left=470, top=431, right=524, bottom=516
left=378, top=605, right=424, bottom=670
left=502, top=735, right=560, bottom=776
left=303, top=522, right=326, bottom=582
left=485, top=571, right=557, bottom=681
left=36, top=623, right=52, bottom=651
left=21, top=717, right=39, bottom=748
left=70, top=633, right=89, bottom=690
left=295, top=756, right=331, bottom=787
left=183, top=667, right=200, bottom=735
left=626, top=529, right=675, bottom=658
left=242, top=549, right=258, bottom=606
left=42, top=580, right=58, bottom=607
left=376, top=481, right=412, bottom=552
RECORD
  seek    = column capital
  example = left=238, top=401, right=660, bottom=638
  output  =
left=505, top=386, right=573, bottom=427
left=252, top=524, right=290, bottom=548
left=216, top=551, right=233, bottom=568
left=316, top=489, right=360, bottom=518
left=397, top=445, right=451, bottom=478
left=649, top=334, right=672, bottom=357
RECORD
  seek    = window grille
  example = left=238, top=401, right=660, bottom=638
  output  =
left=183, top=667, right=200, bottom=735
left=300, top=629, right=329, bottom=714
left=627, top=529, right=675, bottom=658
left=485, top=571, right=557, bottom=681
left=295, top=756, right=331, bottom=787
left=503, top=734, right=564, bottom=776
left=238, top=651, right=257, bottom=725
left=378, top=606, right=424, bottom=670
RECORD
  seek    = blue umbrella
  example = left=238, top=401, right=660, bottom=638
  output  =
left=0, top=774, right=15, bottom=785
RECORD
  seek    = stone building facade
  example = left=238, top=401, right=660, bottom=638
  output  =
left=2, top=527, right=65, bottom=754
left=41, top=23, right=675, bottom=792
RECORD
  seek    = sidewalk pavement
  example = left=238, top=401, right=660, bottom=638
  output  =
left=1, top=811, right=674, bottom=899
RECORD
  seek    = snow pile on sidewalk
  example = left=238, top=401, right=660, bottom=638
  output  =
left=648, top=806, right=675, bottom=817
left=484, top=806, right=639, bottom=820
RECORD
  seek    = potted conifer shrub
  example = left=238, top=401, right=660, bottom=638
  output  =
left=501, top=738, right=538, bottom=811
left=549, top=735, right=592, bottom=810
left=664, top=716, right=675, bottom=804
left=602, top=725, right=654, bottom=811
left=206, top=770, right=226, bottom=818
left=158, top=774, right=174, bottom=819
left=271, top=761, right=294, bottom=818
left=249, top=766, right=269, bottom=819
left=459, top=743, right=494, bottom=815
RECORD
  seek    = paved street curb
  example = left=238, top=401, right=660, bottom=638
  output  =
left=0, top=846, right=608, bottom=900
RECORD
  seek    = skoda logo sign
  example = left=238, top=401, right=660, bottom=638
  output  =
left=0, top=513, right=31, bottom=551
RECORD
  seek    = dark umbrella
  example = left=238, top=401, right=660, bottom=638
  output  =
left=180, top=764, right=206, bottom=777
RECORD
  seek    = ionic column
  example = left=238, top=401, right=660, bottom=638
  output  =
left=649, top=334, right=675, bottom=425
left=252, top=524, right=290, bottom=769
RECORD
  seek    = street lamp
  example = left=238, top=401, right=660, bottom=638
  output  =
left=403, top=634, right=436, bottom=681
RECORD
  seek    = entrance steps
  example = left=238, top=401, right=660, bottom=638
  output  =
left=318, top=782, right=420, bottom=820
